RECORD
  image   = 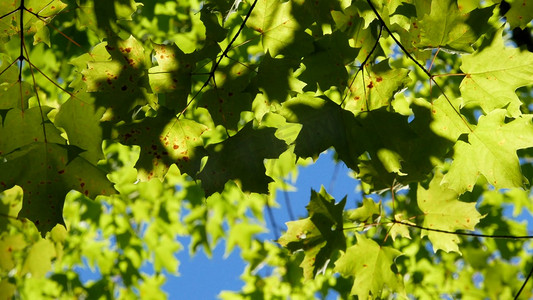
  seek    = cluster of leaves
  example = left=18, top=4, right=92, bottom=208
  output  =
left=1, top=0, right=533, bottom=298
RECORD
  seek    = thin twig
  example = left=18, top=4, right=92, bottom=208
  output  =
left=515, top=263, right=533, bottom=300
left=341, top=25, right=383, bottom=107
left=393, top=220, right=533, bottom=239
left=178, top=0, right=259, bottom=118
left=365, top=0, right=473, bottom=132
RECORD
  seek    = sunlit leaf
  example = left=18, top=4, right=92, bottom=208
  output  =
left=419, top=171, right=483, bottom=253
left=334, top=234, right=405, bottom=298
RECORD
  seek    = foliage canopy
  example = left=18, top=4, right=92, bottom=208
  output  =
left=1, top=0, right=533, bottom=298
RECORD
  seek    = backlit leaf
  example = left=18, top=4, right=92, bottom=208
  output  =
left=197, top=122, right=287, bottom=196
left=460, top=28, right=533, bottom=117
left=247, top=0, right=314, bottom=57
left=442, top=110, right=533, bottom=193
left=0, top=143, right=115, bottom=235
left=334, top=234, right=405, bottom=298
left=117, top=112, right=208, bottom=180
left=278, top=187, right=346, bottom=280
left=419, top=171, right=483, bottom=253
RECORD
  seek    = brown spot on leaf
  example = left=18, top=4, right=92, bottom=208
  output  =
left=376, top=77, right=383, bottom=82
left=367, top=81, right=374, bottom=88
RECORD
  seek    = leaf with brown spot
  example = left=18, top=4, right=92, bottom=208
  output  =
left=418, top=171, right=483, bottom=253
left=148, top=43, right=196, bottom=110
left=117, top=111, right=208, bottom=180
left=344, top=59, right=410, bottom=113
left=0, top=143, right=115, bottom=236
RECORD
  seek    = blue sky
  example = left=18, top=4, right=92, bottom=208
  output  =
left=166, top=150, right=360, bottom=298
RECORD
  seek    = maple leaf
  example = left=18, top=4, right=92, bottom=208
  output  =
left=277, top=187, right=346, bottom=280
left=117, top=111, right=208, bottom=181
left=225, top=222, right=265, bottom=256
left=198, top=63, right=254, bottom=131
left=412, top=96, right=472, bottom=142
left=0, top=143, right=115, bottom=235
left=387, top=214, right=414, bottom=242
left=280, top=94, right=362, bottom=169
left=460, top=28, right=533, bottom=117
left=334, top=234, right=405, bottom=298
left=331, top=4, right=380, bottom=62
left=419, top=171, right=483, bottom=253
left=442, top=109, right=533, bottom=193
left=344, top=59, right=410, bottom=112
left=82, top=36, right=155, bottom=121
left=299, top=31, right=358, bottom=91
left=413, top=0, right=494, bottom=52
left=246, top=0, right=314, bottom=57
left=0, top=107, right=65, bottom=156
left=197, top=122, right=287, bottom=196
left=347, top=197, right=380, bottom=224
left=256, top=53, right=303, bottom=103
left=504, top=0, right=533, bottom=29
left=55, top=83, right=107, bottom=164
left=148, top=43, right=195, bottom=110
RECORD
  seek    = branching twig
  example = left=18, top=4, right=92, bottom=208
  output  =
left=178, top=0, right=259, bottom=119
left=365, top=0, right=473, bottom=132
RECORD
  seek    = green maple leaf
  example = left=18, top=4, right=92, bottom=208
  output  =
left=504, top=0, right=533, bottom=29
left=347, top=198, right=381, bottom=224
left=0, top=54, right=32, bottom=110
left=0, top=0, right=67, bottom=43
left=460, top=28, right=533, bottom=117
left=0, top=233, right=26, bottom=271
left=0, top=107, right=65, bottom=156
left=247, top=0, right=314, bottom=57
left=225, top=222, right=265, bottom=256
left=197, top=122, right=287, bottom=196
left=344, top=60, right=410, bottom=112
left=198, top=63, right=255, bottom=130
left=418, top=171, right=483, bottom=253
left=82, top=36, right=155, bottom=121
left=442, top=109, right=533, bottom=193
left=278, top=187, right=346, bottom=280
left=55, top=84, right=107, bottom=164
left=21, top=239, right=56, bottom=278
left=0, top=186, right=22, bottom=231
left=413, top=96, right=472, bottom=142
left=299, top=31, right=358, bottom=91
left=148, top=42, right=196, bottom=110
left=331, top=4, right=380, bottom=63
left=388, top=214, right=414, bottom=242
left=282, top=95, right=429, bottom=184
left=256, top=53, right=303, bottom=103
left=75, top=0, right=141, bottom=36
left=334, top=234, right=405, bottom=298
left=117, top=111, right=208, bottom=180
left=0, top=143, right=115, bottom=235
left=280, top=93, right=362, bottom=169
left=414, top=0, right=494, bottom=52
